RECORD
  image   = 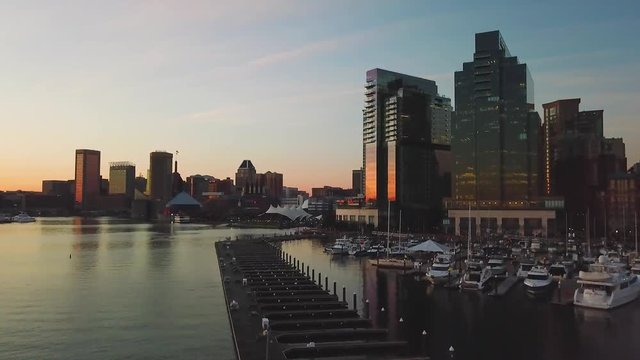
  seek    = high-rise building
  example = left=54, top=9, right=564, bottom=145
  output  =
left=186, top=175, right=212, bottom=200
left=235, top=160, right=257, bottom=194
left=109, top=162, right=136, bottom=199
left=431, top=96, right=452, bottom=145
left=42, top=180, right=70, bottom=195
left=446, top=31, right=557, bottom=237
left=148, top=151, right=173, bottom=204
left=264, top=171, right=283, bottom=200
left=352, top=169, right=363, bottom=196
left=451, top=30, right=540, bottom=206
left=363, top=68, right=451, bottom=230
left=74, top=149, right=101, bottom=210
left=134, top=175, right=147, bottom=194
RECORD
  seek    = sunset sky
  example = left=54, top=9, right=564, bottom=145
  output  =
left=1, top=0, right=638, bottom=192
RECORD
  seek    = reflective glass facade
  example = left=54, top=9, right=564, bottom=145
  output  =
left=74, top=149, right=101, bottom=210
left=452, top=31, right=540, bottom=207
left=363, top=68, right=452, bottom=230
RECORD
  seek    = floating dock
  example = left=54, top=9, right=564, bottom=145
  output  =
left=216, top=239, right=428, bottom=360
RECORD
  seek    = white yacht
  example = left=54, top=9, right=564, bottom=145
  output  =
left=460, top=260, right=493, bottom=291
left=486, top=257, right=508, bottom=277
left=517, top=260, right=536, bottom=279
left=574, top=256, right=640, bottom=309
left=330, top=236, right=351, bottom=255
left=523, top=266, right=554, bottom=295
left=171, top=214, right=190, bottom=223
left=11, top=212, right=36, bottom=223
left=426, top=254, right=458, bottom=285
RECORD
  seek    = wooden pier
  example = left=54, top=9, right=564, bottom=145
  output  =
left=216, top=239, right=428, bottom=360
left=488, top=276, right=519, bottom=297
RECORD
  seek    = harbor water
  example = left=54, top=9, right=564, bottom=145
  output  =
left=1, top=219, right=639, bottom=359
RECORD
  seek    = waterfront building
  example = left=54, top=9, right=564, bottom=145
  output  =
left=147, top=151, right=173, bottom=204
left=108, top=162, right=136, bottom=199
left=335, top=206, right=379, bottom=228
left=134, top=175, right=147, bottom=194
left=363, top=68, right=451, bottom=231
left=431, top=95, right=452, bottom=145
left=208, top=177, right=235, bottom=195
left=74, top=149, right=101, bottom=210
left=235, top=160, right=257, bottom=194
left=186, top=175, right=213, bottom=200
left=234, top=160, right=282, bottom=201
left=352, top=168, right=363, bottom=196
left=605, top=171, right=640, bottom=240
left=42, top=180, right=70, bottom=196
left=447, top=31, right=558, bottom=236
left=263, top=171, right=283, bottom=201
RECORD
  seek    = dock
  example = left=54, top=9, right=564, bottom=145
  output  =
left=550, top=278, right=578, bottom=305
left=216, top=238, right=429, bottom=360
left=488, top=276, right=519, bottom=297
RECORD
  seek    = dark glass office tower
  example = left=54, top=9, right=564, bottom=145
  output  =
left=363, top=68, right=451, bottom=230
left=452, top=31, right=540, bottom=207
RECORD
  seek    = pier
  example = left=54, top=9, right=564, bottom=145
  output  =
left=550, top=278, right=578, bottom=305
left=488, top=276, right=519, bottom=297
left=216, top=238, right=427, bottom=360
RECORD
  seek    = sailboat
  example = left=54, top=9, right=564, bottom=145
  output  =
left=370, top=204, right=413, bottom=270
left=460, top=204, right=492, bottom=290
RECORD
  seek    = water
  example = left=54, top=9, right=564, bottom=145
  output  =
left=0, top=218, right=290, bottom=360
left=2, top=221, right=639, bottom=360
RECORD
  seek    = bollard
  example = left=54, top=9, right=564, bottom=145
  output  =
left=306, top=266, right=310, bottom=279
left=312, top=269, right=315, bottom=282
left=318, top=272, right=322, bottom=286
left=365, top=299, right=370, bottom=319
left=342, top=286, right=346, bottom=303
left=333, top=281, right=337, bottom=295
left=325, top=277, right=328, bottom=291
left=302, top=262, right=305, bottom=276
left=353, top=293, right=357, bottom=311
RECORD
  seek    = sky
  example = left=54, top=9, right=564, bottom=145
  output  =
left=1, top=0, right=638, bottom=192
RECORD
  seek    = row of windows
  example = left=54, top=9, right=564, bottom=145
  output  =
left=336, top=215, right=376, bottom=224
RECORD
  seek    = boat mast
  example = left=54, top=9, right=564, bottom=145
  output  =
left=623, top=205, right=627, bottom=244
left=586, top=208, right=591, bottom=258
left=635, top=211, right=638, bottom=255
left=467, top=203, right=471, bottom=261
left=386, top=200, right=391, bottom=259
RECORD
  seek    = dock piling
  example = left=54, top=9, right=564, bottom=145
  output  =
left=318, top=272, right=322, bottom=286
left=353, top=293, right=357, bottom=311
left=333, top=281, right=336, bottom=295
left=342, top=286, right=346, bottom=303
left=325, top=277, right=328, bottom=291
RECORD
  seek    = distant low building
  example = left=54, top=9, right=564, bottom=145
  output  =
left=336, top=206, right=379, bottom=228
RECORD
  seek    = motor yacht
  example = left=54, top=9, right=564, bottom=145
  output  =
left=486, top=256, right=508, bottom=278
left=460, top=260, right=493, bottom=291
left=426, top=254, right=458, bottom=285
left=517, top=259, right=536, bottom=279
left=523, top=266, right=554, bottom=295
left=11, top=212, right=36, bottom=223
left=330, top=236, right=351, bottom=255
left=574, top=255, right=640, bottom=309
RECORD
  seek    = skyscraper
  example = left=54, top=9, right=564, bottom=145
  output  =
left=452, top=30, right=540, bottom=206
left=109, top=162, right=136, bottom=199
left=363, top=68, right=451, bottom=230
left=235, top=160, right=257, bottom=194
left=74, top=149, right=101, bottom=210
left=264, top=171, right=283, bottom=200
left=431, top=95, right=452, bottom=145
left=148, top=151, right=173, bottom=204
left=447, top=31, right=556, bottom=237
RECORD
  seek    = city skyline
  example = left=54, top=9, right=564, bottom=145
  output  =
left=1, top=1, right=639, bottom=192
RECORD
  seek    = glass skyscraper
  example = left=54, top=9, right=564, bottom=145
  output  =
left=452, top=31, right=540, bottom=208
left=74, top=149, right=101, bottom=210
left=363, top=68, right=451, bottom=230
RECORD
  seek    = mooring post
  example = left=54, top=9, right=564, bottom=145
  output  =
left=353, top=293, right=357, bottom=311
left=365, top=299, right=370, bottom=319
left=306, top=266, right=310, bottom=278
left=301, top=262, right=305, bottom=276
left=333, top=281, right=337, bottom=295
left=342, top=286, right=346, bottom=303
left=318, top=272, right=322, bottom=286
left=325, top=276, right=328, bottom=291
left=312, top=269, right=315, bottom=282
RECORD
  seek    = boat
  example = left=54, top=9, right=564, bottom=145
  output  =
left=549, top=262, right=571, bottom=280
left=171, top=214, right=191, bottom=223
left=517, top=259, right=536, bottom=279
left=11, top=212, right=36, bottom=223
left=370, top=257, right=415, bottom=270
left=530, top=239, right=545, bottom=253
left=523, top=265, right=554, bottom=296
left=631, top=258, right=640, bottom=275
left=426, top=254, right=458, bottom=285
left=330, top=236, right=351, bottom=256
left=460, top=260, right=493, bottom=291
left=486, top=256, right=508, bottom=277
left=574, top=255, right=640, bottom=309
left=0, top=214, right=12, bottom=223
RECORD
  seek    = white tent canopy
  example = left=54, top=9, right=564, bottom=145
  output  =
left=264, top=205, right=313, bottom=221
left=407, top=240, right=450, bottom=253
